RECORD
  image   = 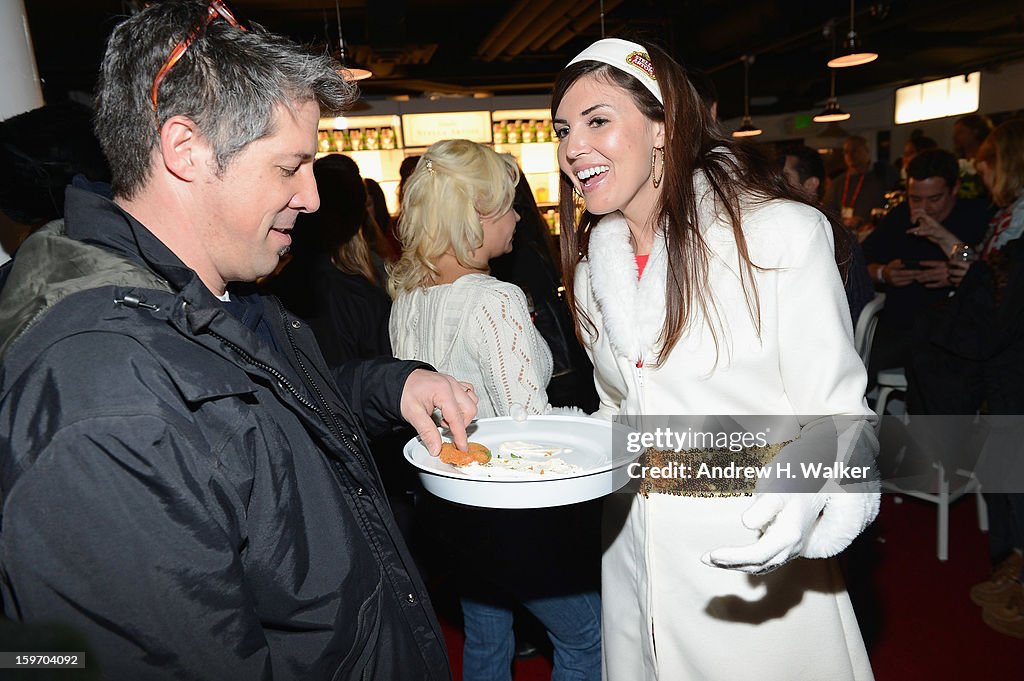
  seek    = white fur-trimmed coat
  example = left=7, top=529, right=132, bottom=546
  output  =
left=578, top=188, right=877, bottom=680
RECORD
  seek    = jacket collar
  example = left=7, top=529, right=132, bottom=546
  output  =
left=583, top=169, right=744, bottom=366
left=63, top=186, right=197, bottom=292
left=586, top=212, right=667, bottom=365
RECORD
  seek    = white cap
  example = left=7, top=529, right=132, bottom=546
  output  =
left=567, top=38, right=663, bottom=104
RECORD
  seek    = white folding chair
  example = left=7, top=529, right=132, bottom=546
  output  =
left=853, top=292, right=885, bottom=367
left=873, top=363, right=987, bottom=561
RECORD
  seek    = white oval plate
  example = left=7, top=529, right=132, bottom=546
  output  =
left=404, top=415, right=637, bottom=508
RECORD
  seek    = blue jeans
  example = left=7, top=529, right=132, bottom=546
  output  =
left=461, top=589, right=601, bottom=681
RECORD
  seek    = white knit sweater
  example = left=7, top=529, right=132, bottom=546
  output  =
left=390, top=274, right=552, bottom=418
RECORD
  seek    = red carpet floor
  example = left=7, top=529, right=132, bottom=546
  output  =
left=435, top=494, right=1023, bottom=681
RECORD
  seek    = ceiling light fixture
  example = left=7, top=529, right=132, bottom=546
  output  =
left=828, top=0, right=878, bottom=68
left=732, top=55, right=762, bottom=138
left=813, top=71, right=851, bottom=122
left=335, top=0, right=372, bottom=82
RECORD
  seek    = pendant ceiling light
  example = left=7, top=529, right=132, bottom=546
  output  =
left=335, top=0, right=372, bottom=82
left=813, top=71, right=851, bottom=122
left=828, top=0, right=878, bottom=68
left=732, top=55, right=762, bottom=138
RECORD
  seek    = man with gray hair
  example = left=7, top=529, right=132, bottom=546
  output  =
left=0, top=2, right=474, bottom=679
left=822, top=135, right=886, bottom=232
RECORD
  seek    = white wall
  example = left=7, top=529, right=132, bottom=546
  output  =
left=0, top=0, right=44, bottom=122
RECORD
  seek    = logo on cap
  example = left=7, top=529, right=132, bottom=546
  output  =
left=626, top=51, right=656, bottom=81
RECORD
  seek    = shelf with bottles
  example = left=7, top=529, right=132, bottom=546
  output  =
left=317, top=114, right=403, bottom=153
left=491, top=119, right=556, bottom=145
left=317, top=127, right=399, bottom=153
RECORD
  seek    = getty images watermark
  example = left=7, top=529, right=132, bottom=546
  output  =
left=623, top=426, right=873, bottom=483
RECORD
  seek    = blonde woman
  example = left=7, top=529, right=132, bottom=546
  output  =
left=389, top=139, right=601, bottom=681
left=389, top=139, right=552, bottom=418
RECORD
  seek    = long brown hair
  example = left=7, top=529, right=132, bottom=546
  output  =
left=551, top=38, right=844, bottom=363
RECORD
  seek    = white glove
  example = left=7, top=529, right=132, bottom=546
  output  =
left=701, top=490, right=880, bottom=574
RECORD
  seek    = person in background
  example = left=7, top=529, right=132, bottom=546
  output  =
left=862, top=149, right=992, bottom=381
left=823, top=135, right=886, bottom=233
left=780, top=144, right=874, bottom=325
left=398, top=154, right=422, bottom=205
left=364, top=175, right=399, bottom=268
left=687, top=68, right=718, bottom=121
left=490, top=174, right=599, bottom=411
left=553, top=37, right=877, bottom=680
left=953, top=113, right=994, bottom=161
left=905, top=119, right=1024, bottom=639
left=388, top=139, right=602, bottom=681
left=0, top=2, right=474, bottom=679
left=0, top=101, right=111, bottom=266
left=901, top=133, right=938, bottom=182
left=952, top=113, right=995, bottom=201
left=269, top=154, right=391, bottom=364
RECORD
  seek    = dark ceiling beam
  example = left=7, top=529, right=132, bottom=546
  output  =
left=526, top=1, right=596, bottom=53
left=476, top=0, right=535, bottom=59
left=479, top=0, right=565, bottom=62
left=543, top=0, right=626, bottom=51
left=499, top=0, right=569, bottom=60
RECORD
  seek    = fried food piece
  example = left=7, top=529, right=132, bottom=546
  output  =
left=439, top=441, right=491, bottom=466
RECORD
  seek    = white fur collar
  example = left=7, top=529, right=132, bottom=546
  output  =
left=586, top=212, right=667, bottom=364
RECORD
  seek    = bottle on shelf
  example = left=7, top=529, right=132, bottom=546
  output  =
left=522, top=120, right=535, bottom=144
left=535, top=120, right=549, bottom=143
left=380, top=127, right=396, bottom=150
left=349, top=128, right=363, bottom=151
left=318, top=131, right=331, bottom=153
left=365, top=128, right=379, bottom=151
left=493, top=121, right=506, bottom=145
left=332, top=130, right=346, bottom=152
left=507, top=121, right=521, bottom=144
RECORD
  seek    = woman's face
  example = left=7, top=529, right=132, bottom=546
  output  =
left=477, top=206, right=519, bottom=262
left=553, top=73, right=665, bottom=222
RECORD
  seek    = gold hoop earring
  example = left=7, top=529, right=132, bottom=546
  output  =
left=651, top=146, right=665, bottom=189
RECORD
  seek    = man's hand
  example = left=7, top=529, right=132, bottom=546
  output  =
left=917, top=260, right=952, bottom=288
left=879, top=259, right=919, bottom=287
left=400, top=369, right=478, bottom=456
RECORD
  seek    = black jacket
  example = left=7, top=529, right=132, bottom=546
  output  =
left=0, top=188, right=450, bottom=681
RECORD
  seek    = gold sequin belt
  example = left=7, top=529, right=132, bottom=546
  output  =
left=635, top=441, right=792, bottom=498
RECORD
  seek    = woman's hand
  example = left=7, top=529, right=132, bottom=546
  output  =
left=907, top=211, right=958, bottom=254
left=700, top=490, right=881, bottom=574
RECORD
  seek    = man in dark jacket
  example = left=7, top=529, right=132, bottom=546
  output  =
left=0, top=2, right=477, bottom=679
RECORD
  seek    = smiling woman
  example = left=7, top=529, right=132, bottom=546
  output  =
left=552, top=37, right=879, bottom=681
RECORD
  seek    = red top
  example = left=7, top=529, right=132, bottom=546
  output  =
left=635, top=254, right=650, bottom=279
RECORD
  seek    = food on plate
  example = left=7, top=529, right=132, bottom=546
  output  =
left=497, top=440, right=569, bottom=458
left=439, top=441, right=491, bottom=466
left=449, top=440, right=583, bottom=478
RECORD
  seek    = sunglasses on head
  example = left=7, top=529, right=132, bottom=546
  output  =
left=150, top=0, right=248, bottom=126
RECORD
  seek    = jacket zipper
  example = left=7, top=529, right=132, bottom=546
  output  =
left=271, top=300, right=377, bottom=478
